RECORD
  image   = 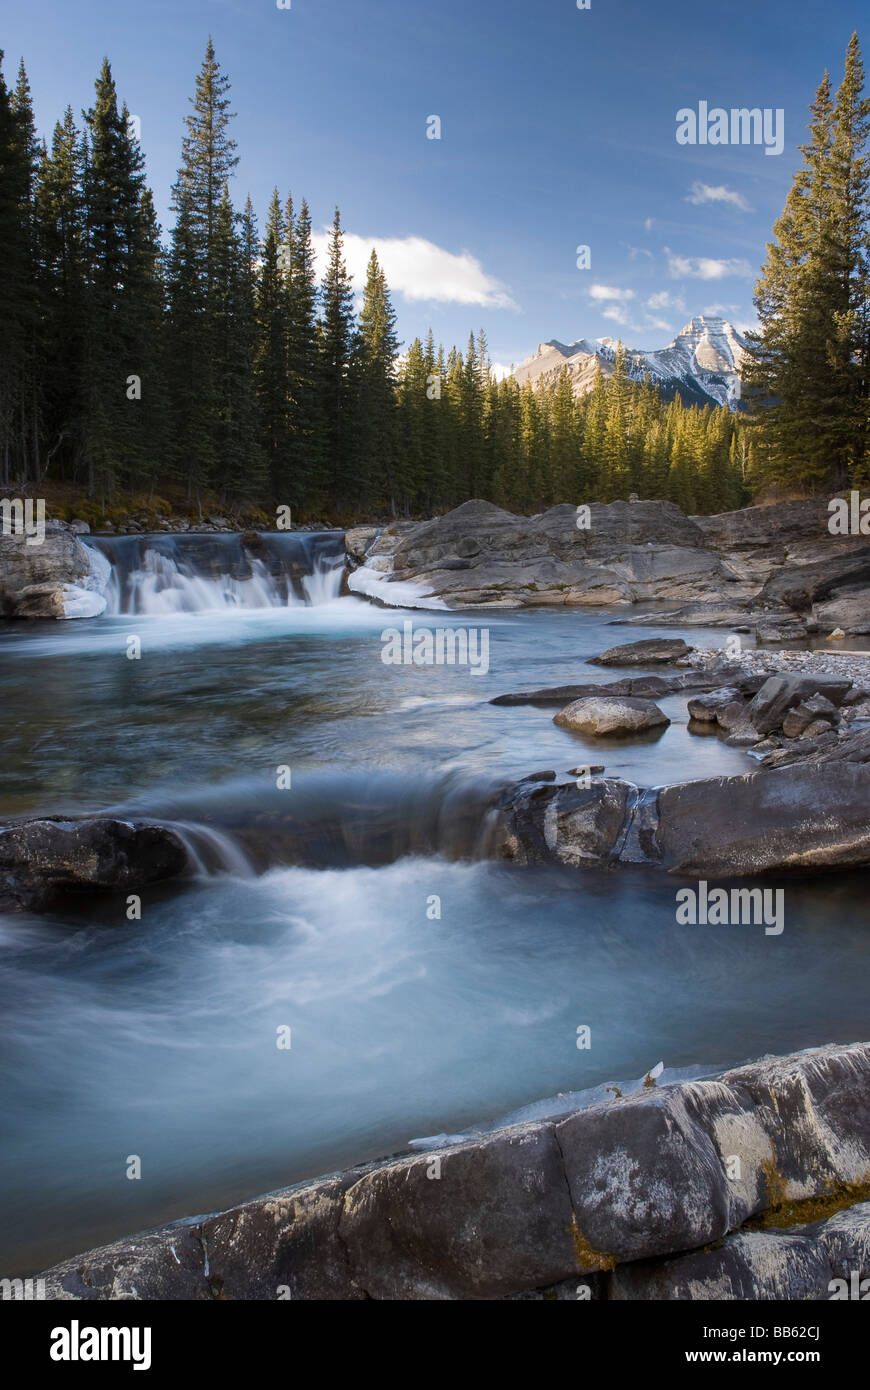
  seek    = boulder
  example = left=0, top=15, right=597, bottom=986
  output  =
left=493, top=759, right=870, bottom=877
left=590, top=637, right=693, bottom=666
left=654, top=762, right=870, bottom=876
left=0, top=818, right=189, bottom=912
left=781, top=694, right=838, bottom=739
left=344, top=526, right=379, bottom=564
left=814, top=589, right=870, bottom=635
left=493, top=778, right=633, bottom=869
left=746, top=674, right=852, bottom=735
left=687, top=688, right=743, bottom=722
left=553, top=697, right=670, bottom=736
left=0, top=518, right=100, bottom=618
left=760, top=549, right=870, bottom=613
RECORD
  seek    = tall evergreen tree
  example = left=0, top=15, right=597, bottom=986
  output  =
left=167, top=38, right=238, bottom=500
left=357, top=248, right=400, bottom=509
left=744, top=34, right=870, bottom=490
left=317, top=207, right=357, bottom=510
left=286, top=197, right=321, bottom=506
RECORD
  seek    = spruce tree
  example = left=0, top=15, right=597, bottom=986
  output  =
left=167, top=38, right=238, bottom=501
left=317, top=207, right=357, bottom=511
left=286, top=197, right=321, bottom=508
left=357, top=249, right=400, bottom=509
left=744, top=34, right=870, bottom=490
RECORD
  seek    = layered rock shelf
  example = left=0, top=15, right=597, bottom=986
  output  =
left=34, top=1042, right=870, bottom=1301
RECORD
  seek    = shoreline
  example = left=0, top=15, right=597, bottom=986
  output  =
left=25, top=1040, right=870, bottom=1301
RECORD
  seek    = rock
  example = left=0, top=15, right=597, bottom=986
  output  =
left=687, top=688, right=743, bottom=721
left=345, top=526, right=379, bottom=564
left=553, top=697, right=670, bottom=736
left=493, top=778, right=633, bottom=868
left=494, top=759, right=870, bottom=877
left=358, top=499, right=744, bottom=609
left=590, top=638, right=693, bottom=666
left=609, top=1229, right=832, bottom=1300
left=35, top=1042, right=870, bottom=1301
left=0, top=519, right=94, bottom=618
left=69, top=519, right=90, bottom=535
left=800, top=718, right=835, bottom=740
left=654, top=762, right=870, bottom=875
left=746, top=674, right=852, bottom=735
left=815, top=592, right=870, bottom=635
left=0, top=818, right=189, bottom=912
left=760, top=548, right=870, bottom=613
left=781, top=695, right=837, bottom=739
left=491, top=671, right=721, bottom=707
left=723, top=723, right=763, bottom=748
left=714, top=699, right=750, bottom=732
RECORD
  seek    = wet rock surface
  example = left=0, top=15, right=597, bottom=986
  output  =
left=0, top=818, right=189, bottom=911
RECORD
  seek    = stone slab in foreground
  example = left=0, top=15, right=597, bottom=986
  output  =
left=31, top=1042, right=870, bottom=1300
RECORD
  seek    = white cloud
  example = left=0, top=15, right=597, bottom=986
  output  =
left=627, top=244, right=653, bottom=261
left=589, top=284, right=636, bottom=303
left=644, top=316, right=673, bottom=333
left=665, top=249, right=753, bottom=281
left=489, top=361, right=513, bottom=382
left=647, top=290, right=686, bottom=312
left=686, top=181, right=752, bottom=212
left=643, top=217, right=655, bottom=232
left=311, top=232, right=518, bottom=309
left=602, top=304, right=631, bottom=324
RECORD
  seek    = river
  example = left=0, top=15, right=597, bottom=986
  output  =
left=1, top=532, right=868, bottom=1274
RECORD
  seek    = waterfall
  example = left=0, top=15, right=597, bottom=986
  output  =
left=83, top=532, right=346, bottom=616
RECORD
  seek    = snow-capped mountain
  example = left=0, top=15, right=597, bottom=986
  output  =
left=513, top=315, right=748, bottom=409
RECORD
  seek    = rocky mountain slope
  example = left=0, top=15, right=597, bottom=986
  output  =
left=513, top=314, right=747, bottom=409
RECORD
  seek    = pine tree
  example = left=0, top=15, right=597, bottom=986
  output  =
left=0, top=53, right=39, bottom=483
left=744, top=35, right=870, bottom=490
left=167, top=38, right=238, bottom=502
left=256, top=188, right=290, bottom=497
left=318, top=207, right=357, bottom=511
left=80, top=59, right=152, bottom=499
left=283, top=197, right=321, bottom=509
left=34, top=106, right=86, bottom=482
left=357, top=248, right=400, bottom=509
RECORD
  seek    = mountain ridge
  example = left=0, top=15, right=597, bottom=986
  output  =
left=513, top=313, right=748, bottom=410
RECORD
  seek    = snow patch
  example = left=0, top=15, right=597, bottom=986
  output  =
left=348, top=564, right=449, bottom=610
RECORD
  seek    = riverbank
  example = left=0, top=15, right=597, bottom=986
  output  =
left=31, top=1041, right=870, bottom=1300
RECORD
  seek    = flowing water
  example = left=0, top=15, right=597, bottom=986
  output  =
left=1, top=532, right=869, bottom=1274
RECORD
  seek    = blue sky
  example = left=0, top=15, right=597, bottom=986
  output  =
left=1, top=0, right=865, bottom=371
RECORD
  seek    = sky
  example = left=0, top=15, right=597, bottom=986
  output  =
left=0, top=0, right=865, bottom=375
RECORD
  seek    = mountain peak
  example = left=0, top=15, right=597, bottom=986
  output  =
left=515, top=312, right=747, bottom=410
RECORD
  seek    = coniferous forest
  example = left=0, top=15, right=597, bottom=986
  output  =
left=1, top=35, right=868, bottom=522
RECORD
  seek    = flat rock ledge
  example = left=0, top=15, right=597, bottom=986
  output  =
left=30, top=1042, right=870, bottom=1300
left=493, top=760, right=870, bottom=876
